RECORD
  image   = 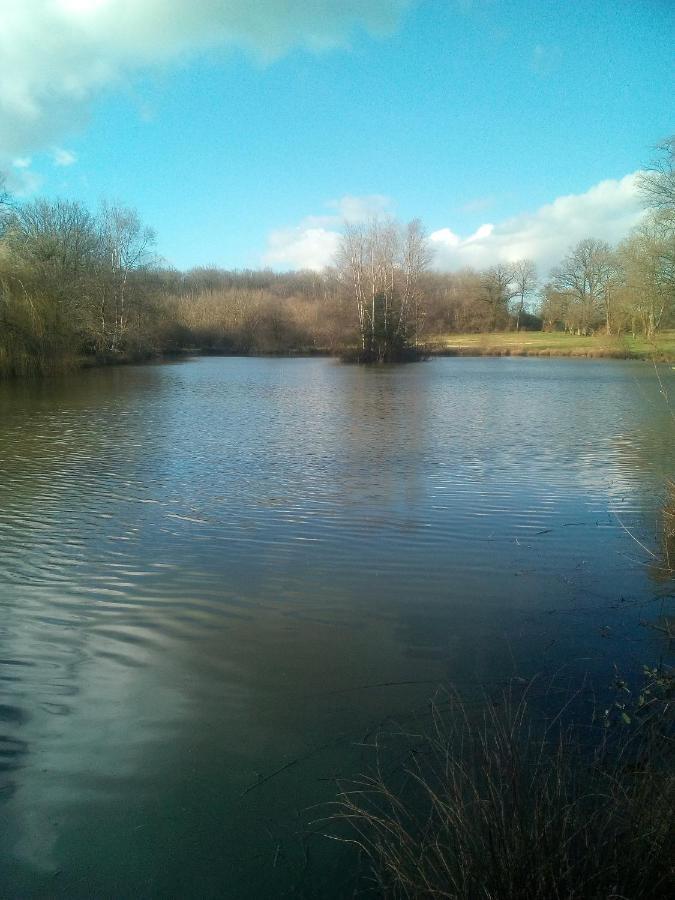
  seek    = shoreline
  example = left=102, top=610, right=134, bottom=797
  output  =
left=119, top=346, right=675, bottom=364
left=2, top=340, right=674, bottom=381
left=427, top=346, right=675, bottom=361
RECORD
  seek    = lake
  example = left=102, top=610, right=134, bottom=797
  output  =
left=0, top=356, right=672, bottom=898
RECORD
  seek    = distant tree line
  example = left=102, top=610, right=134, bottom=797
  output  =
left=1, top=138, right=673, bottom=375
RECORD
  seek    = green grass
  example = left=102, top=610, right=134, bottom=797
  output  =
left=427, top=330, right=675, bottom=361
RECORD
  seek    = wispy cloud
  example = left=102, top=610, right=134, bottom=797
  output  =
left=460, top=195, right=497, bottom=214
left=0, top=0, right=411, bottom=163
left=328, top=194, right=392, bottom=223
left=5, top=161, right=42, bottom=196
left=52, top=147, right=78, bottom=167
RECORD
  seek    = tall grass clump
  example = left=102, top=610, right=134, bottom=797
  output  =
left=663, top=479, right=675, bottom=575
left=326, top=677, right=673, bottom=899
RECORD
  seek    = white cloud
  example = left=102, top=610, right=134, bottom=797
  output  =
left=263, top=226, right=341, bottom=271
left=263, top=175, right=645, bottom=274
left=52, top=147, right=77, bottom=167
left=430, top=173, right=645, bottom=274
left=263, top=193, right=394, bottom=269
left=0, top=0, right=410, bottom=162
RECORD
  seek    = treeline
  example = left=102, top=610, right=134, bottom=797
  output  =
left=0, top=194, right=543, bottom=374
left=541, top=138, right=674, bottom=337
left=0, top=193, right=163, bottom=376
left=541, top=218, right=674, bottom=337
left=0, top=139, right=673, bottom=376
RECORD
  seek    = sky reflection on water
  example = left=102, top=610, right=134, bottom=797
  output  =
left=0, top=357, right=672, bottom=897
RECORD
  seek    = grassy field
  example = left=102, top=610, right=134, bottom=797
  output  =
left=427, top=330, right=675, bottom=361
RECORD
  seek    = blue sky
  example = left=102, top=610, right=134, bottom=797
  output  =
left=2, top=0, right=673, bottom=273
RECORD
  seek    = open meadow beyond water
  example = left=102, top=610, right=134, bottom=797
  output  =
left=0, top=356, right=672, bottom=898
left=430, top=329, right=675, bottom=359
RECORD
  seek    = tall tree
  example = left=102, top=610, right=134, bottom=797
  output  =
left=639, top=136, right=675, bottom=211
left=479, top=263, right=517, bottom=331
left=511, top=259, right=537, bottom=331
left=99, top=202, right=156, bottom=351
left=618, top=211, right=675, bottom=337
left=629, top=135, right=675, bottom=336
left=550, top=239, right=616, bottom=334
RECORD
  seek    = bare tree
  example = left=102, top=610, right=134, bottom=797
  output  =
left=550, top=239, right=617, bottom=334
left=400, top=218, right=433, bottom=347
left=628, top=135, right=675, bottom=336
left=639, top=136, right=675, bottom=211
left=2, top=198, right=101, bottom=323
left=336, top=217, right=432, bottom=361
left=538, top=283, right=570, bottom=332
left=99, top=202, right=156, bottom=350
left=618, top=212, right=674, bottom=337
left=511, top=259, right=537, bottom=331
left=479, top=263, right=517, bottom=331
left=0, top=175, right=13, bottom=226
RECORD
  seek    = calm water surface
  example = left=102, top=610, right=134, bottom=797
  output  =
left=0, top=357, right=672, bottom=897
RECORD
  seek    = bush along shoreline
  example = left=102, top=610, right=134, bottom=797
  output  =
left=324, top=668, right=674, bottom=899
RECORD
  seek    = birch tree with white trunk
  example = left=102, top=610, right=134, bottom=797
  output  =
left=336, top=217, right=432, bottom=361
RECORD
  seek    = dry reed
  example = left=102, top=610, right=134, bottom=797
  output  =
left=324, top=678, right=674, bottom=899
